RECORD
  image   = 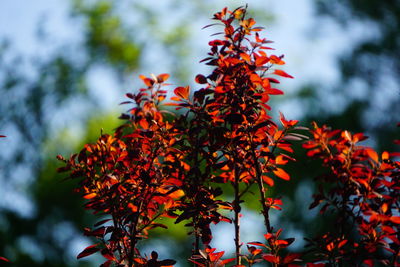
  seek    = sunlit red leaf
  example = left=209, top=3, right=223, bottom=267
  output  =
left=139, top=75, right=155, bottom=87
left=273, top=168, right=290, bottom=181
left=262, top=175, right=274, bottom=187
left=265, top=88, right=284, bottom=95
left=174, top=86, right=190, bottom=100
left=128, top=203, right=138, bottom=212
left=269, top=55, right=285, bottom=65
left=390, top=216, right=400, bottom=224
left=168, top=189, right=185, bottom=199
left=156, top=73, right=170, bottom=83
left=255, top=56, right=269, bottom=66
left=382, top=151, right=389, bottom=160
left=279, top=112, right=298, bottom=127
left=221, top=258, right=235, bottom=264
left=273, top=69, right=293, bottom=79
left=248, top=246, right=262, bottom=256
left=83, top=193, right=97, bottom=199
left=337, top=239, right=347, bottom=249
left=262, top=254, right=279, bottom=263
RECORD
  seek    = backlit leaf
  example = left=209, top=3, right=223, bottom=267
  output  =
left=156, top=73, right=170, bottom=83
left=174, top=86, right=189, bottom=100
left=273, top=168, right=290, bottom=180
left=273, top=69, right=293, bottom=79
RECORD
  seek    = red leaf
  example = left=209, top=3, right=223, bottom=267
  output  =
left=195, top=74, right=208, bottom=84
left=0, top=257, right=10, bottom=262
left=273, top=69, right=294, bottom=79
left=255, top=56, right=269, bottom=66
left=139, top=75, right=155, bottom=87
left=363, top=259, right=374, bottom=267
left=263, top=254, right=278, bottom=263
left=101, top=249, right=115, bottom=261
left=390, top=216, right=400, bottom=224
left=77, top=244, right=100, bottom=259
left=0, top=135, right=6, bottom=138
left=283, top=253, right=301, bottom=264
left=83, top=193, right=97, bottom=199
left=273, top=168, right=290, bottom=181
left=156, top=73, right=170, bottom=83
left=266, top=88, right=284, bottom=95
left=279, top=112, right=298, bottom=127
left=174, top=86, right=190, bottom=100
left=220, top=257, right=235, bottom=264
left=270, top=55, right=285, bottom=65
left=262, top=175, right=274, bottom=187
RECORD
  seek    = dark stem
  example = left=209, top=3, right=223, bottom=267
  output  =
left=233, top=165, right=242, bottom=265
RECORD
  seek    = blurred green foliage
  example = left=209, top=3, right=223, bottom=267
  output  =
left=314, top=0, right=400, bottom=149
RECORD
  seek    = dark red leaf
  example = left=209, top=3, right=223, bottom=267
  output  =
left=195, top=74, right=208, bottom=84
left=77, top=244, right=100, bottom=259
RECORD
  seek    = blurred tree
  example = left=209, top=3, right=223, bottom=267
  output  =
left=0, top=0, right=142, bottom=265
left=312, top=0, right=400, bottom=149
left=274, top=0, right=400, bottom=254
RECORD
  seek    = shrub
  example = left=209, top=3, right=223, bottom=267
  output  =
left=58, top=6, right=399, bottom=267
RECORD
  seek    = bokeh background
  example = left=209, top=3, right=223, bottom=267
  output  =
left=0, top=0, right=399, bottom=266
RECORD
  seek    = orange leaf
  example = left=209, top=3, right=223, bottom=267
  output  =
left=156, top=73, right=170, bottom=83
left=174, top=86, right=189, bottom=100
left=255, top=56, right=269, bottom=66
left=365, top=148, right=378, bottom=163
left=221, top=258, right=235, bottom=265
left=273, top=168, right=290, bottom=181
left=139, top=75, right=155, bottom=87
left=273, top=69, right=293, bottom=79
left=262, top=175, right=274, bottom=186
left=381, top=203, right=388, bottom=213
left=390, top=216, right=400, bottom=224
left=128, top=203, right=138, bottom=212
left=270, top=55, right=285, bottom=65
left=168, top=189, right=185, bottom=199
left=240, top=52, right=251, bottom=63
left=83, top=193, right=97, bottom=199
left=382, top=151, right=389, bottom=160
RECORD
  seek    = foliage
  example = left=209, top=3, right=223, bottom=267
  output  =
left=315, top=0, right=400, bottom=148
left=53, top=5, right=400, bottom=267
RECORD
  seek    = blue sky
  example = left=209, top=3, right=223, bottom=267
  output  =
left=0, top=0, right=375, bottom=122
